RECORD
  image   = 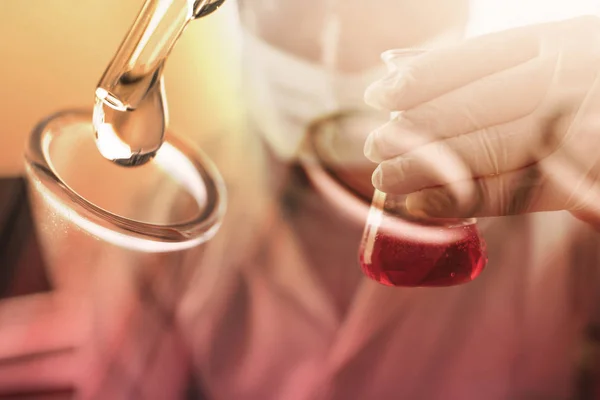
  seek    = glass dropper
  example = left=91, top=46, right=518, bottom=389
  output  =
left=93, top=0, right=226, bottom=167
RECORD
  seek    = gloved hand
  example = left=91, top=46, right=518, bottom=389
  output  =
left=363, top=15, right=600, bottom=227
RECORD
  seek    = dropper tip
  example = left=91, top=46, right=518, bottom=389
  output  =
left=191, top=0, right=227, bottom=19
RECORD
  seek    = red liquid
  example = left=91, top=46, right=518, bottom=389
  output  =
left=359, top=221, right=487, bottom=287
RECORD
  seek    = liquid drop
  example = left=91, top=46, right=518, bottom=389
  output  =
left=93, top=71, right=167, bottom=167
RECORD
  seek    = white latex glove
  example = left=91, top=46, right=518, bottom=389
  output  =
left=363, top=15, right=600, bottom=227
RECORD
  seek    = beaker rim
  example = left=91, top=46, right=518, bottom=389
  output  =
left=24, top=108, right=226, bottom=252
left=300, top=109, right=385, bottom=223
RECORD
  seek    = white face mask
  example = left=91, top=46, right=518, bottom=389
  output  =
left=240, top=26, right=463, bottom=161
left=240, top=29, right=381, bottom=161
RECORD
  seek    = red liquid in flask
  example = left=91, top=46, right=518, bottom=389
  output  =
left=359, top=210, right=487, bottom=287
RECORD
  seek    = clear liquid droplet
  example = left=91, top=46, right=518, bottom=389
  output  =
left=93, top=74, right=168, bottom=167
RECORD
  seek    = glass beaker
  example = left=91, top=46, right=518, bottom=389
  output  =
left=359, top=49, right=487, bottom=287
left=23, top=109, right=226, bottom=397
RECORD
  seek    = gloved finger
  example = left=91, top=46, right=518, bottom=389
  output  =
left=364, top=56, right=552, bottom=163
left=403, top=165, right=560, bottom=218
left=404, top=142, right=600, bottom=219
left=371, top=134, right=477, bottom=206
left=371, top=116, right=547, bottom=195
left=364, top=23, right=544, bottom=111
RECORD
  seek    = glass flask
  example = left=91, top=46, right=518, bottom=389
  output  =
left=237, top=0, right=477, bottom=291
left=358, top=49, right=487, bottom=287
